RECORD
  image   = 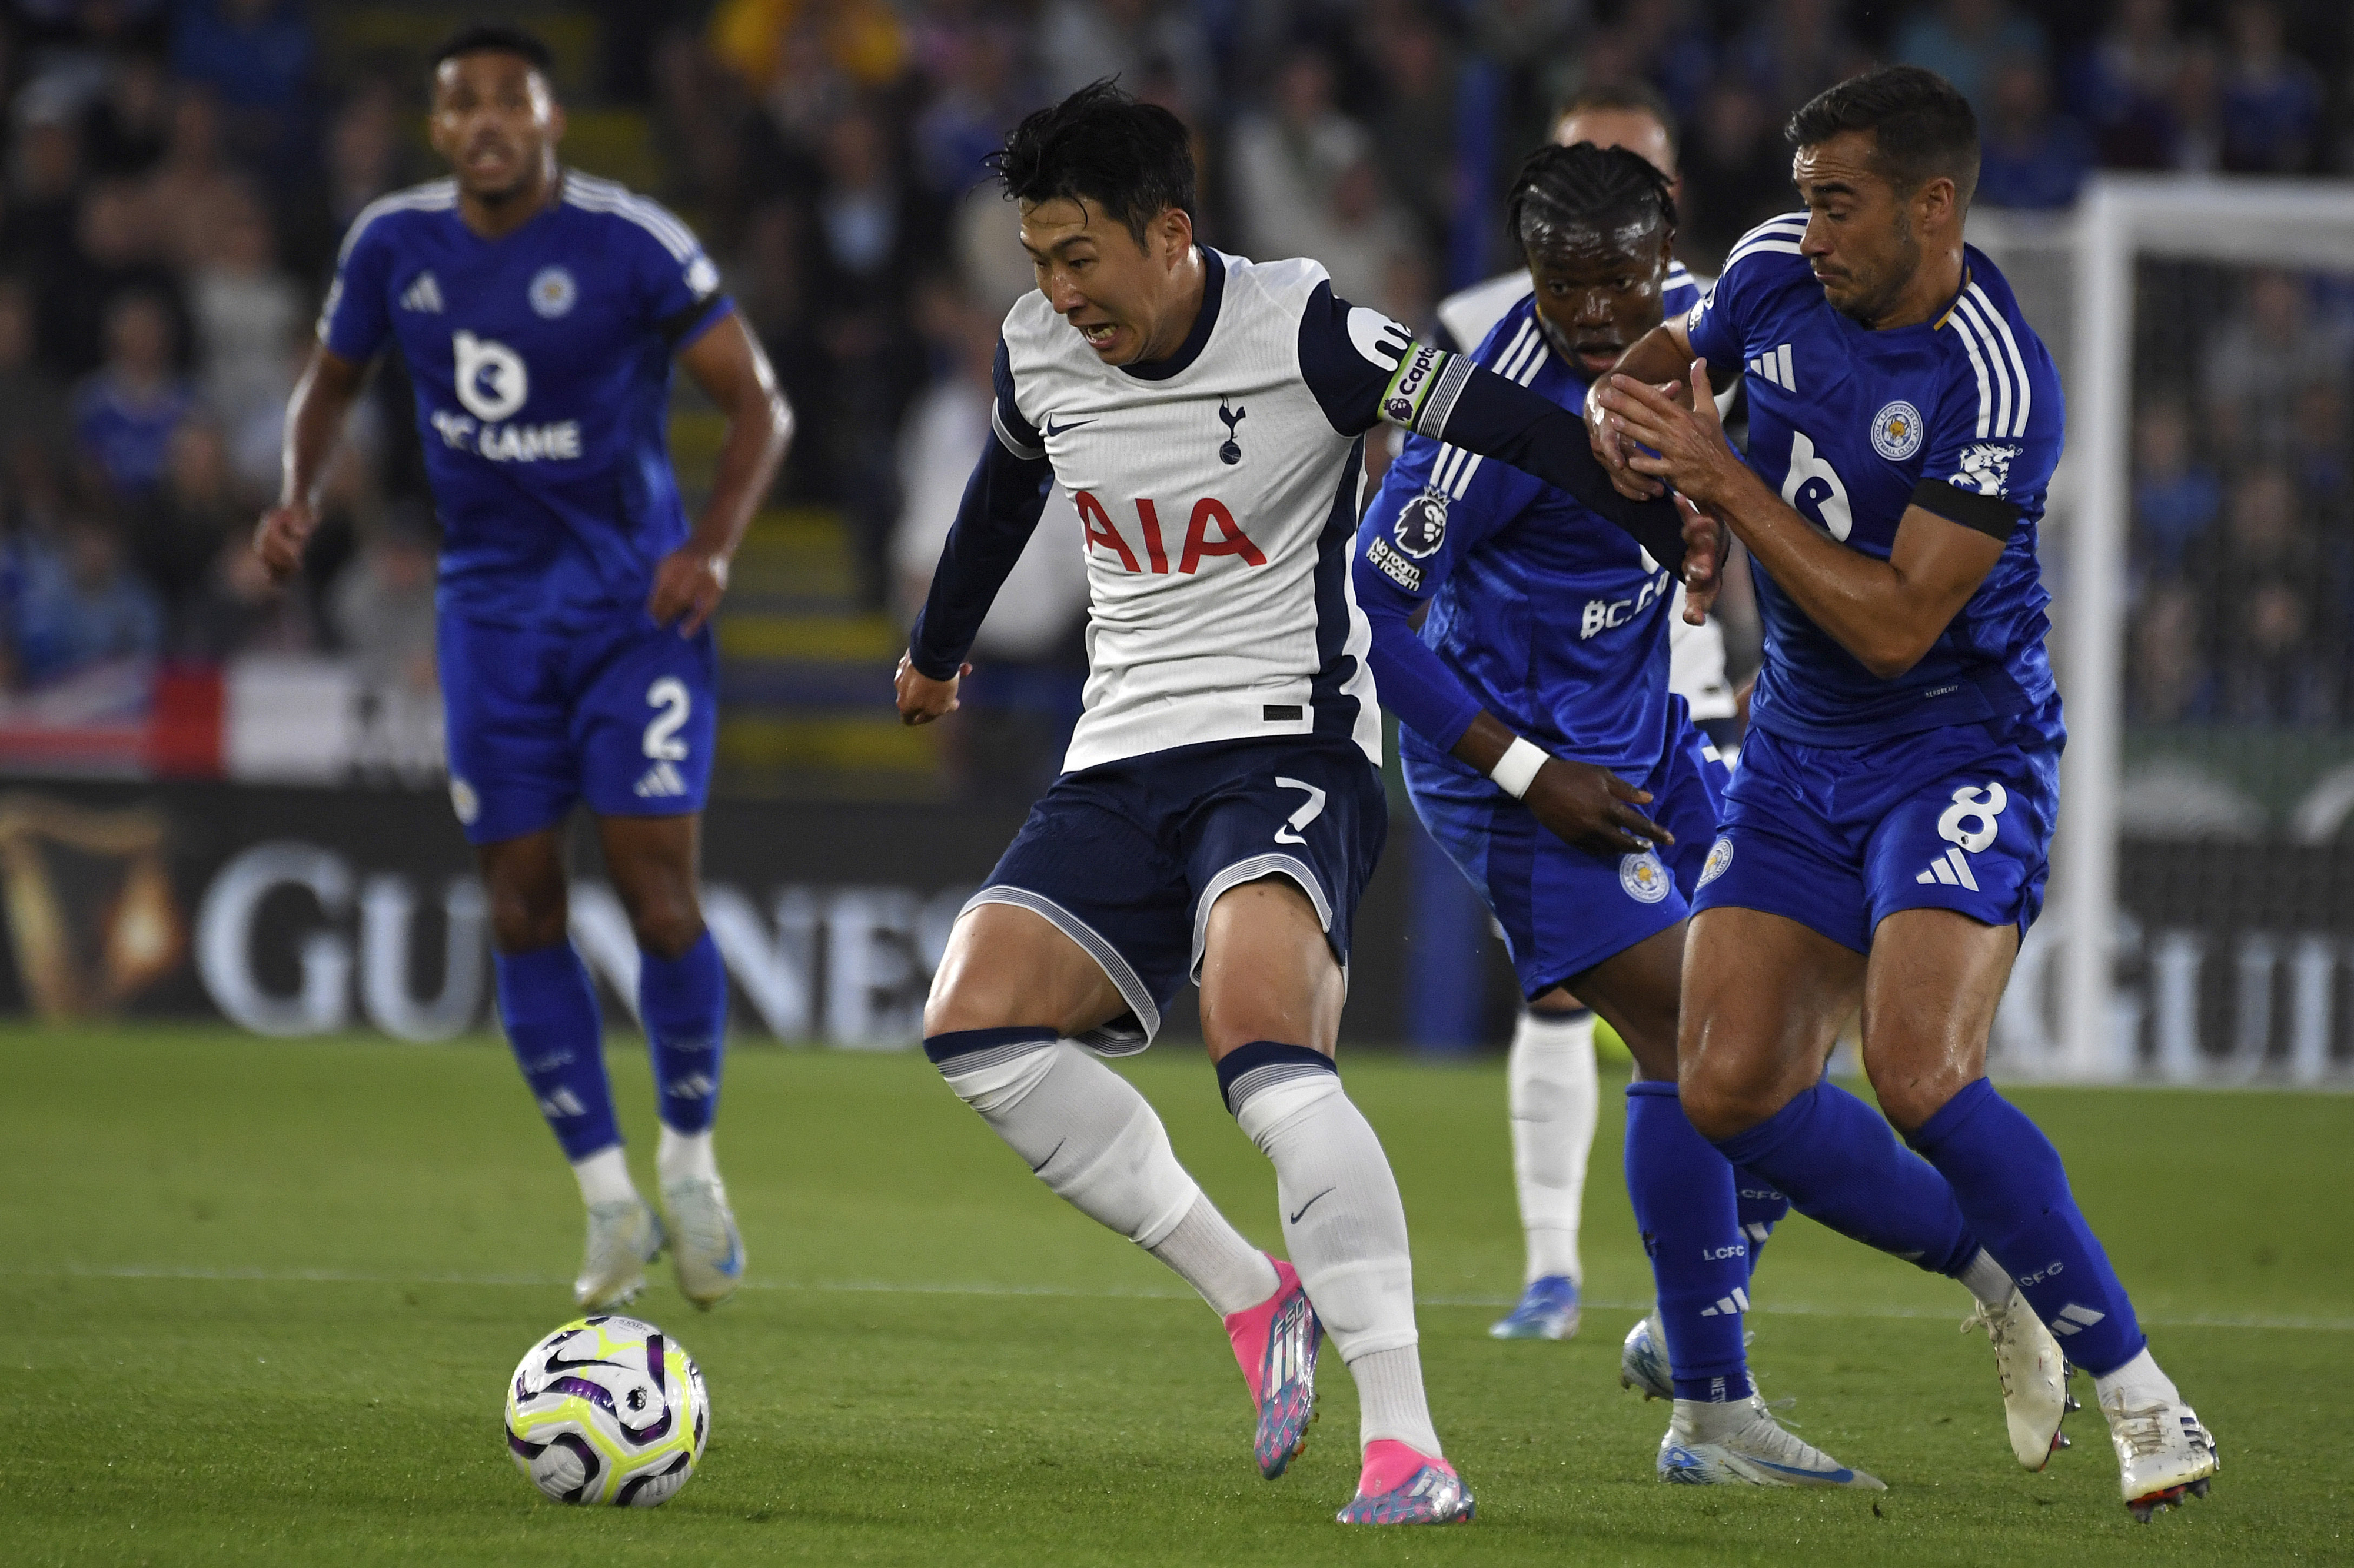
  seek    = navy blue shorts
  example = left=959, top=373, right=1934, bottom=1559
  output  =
left=1691, top=701, right=2063, bottom=954
left=439, top=610, right=717, bottom=846
left=1403, top=703, right=1728, bottom=1000
left=966, top=737, right=1387, bottom=1051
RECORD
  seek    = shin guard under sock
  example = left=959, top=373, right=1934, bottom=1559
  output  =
left=1907, top=1079, right=2147, bottom=1376
left=496, top=942, right=619, bottom=1161
left=640, top=930, right=727, bottom=1134
left=1625, top=1081, right=1751, bottom=1403
left=1711, top=1081, right=1982, bottom=1279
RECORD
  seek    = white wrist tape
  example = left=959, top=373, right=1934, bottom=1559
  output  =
left=1490, top=737, right=1548, bottom=799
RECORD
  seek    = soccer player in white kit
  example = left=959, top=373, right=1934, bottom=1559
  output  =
left=1431, top=82, right=1762, bottom=1344
left=896, top=82, right=1694, bottom=1525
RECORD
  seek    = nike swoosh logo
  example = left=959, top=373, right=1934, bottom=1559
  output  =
left=1288, top=1187, right=1336, bottom=1224
left=1042, top=416, right=1096, bottom=437
left=1029, top=1140, right=1065, bottom=1174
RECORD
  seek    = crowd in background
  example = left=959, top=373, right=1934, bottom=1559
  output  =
left=0, top=0, right=2348, bottom=738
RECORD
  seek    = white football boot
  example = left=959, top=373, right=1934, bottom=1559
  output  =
left=1658, top=1396, right=1885, bottom=1489
left=574, top=1196, right=664, bottom=1310
left=2101, top=1379, right=2218, bottom=1521
left=1620, top=1311, right=1674, bottom=1401
left=660, top=1177, right=745, bottom=1309
left=1962, top=1289, right=2076, bottom=1468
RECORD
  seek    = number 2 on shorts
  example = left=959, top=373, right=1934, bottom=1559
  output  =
left=643, top=677, right=692, bottom=761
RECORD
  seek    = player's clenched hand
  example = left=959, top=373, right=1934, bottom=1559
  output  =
left=896, top=653, right=968, bottom=726
left=1524, top=758, right=1671, bottom=858
left=649, top=547, right=730, bottom=637
left=1597, top=357, right=1743, bottom=510
left=252, top=502, right=317, bottom=583
left=1677, top=494, right=1727, bottom=622
left=1583, top=379, right=1664, bottom=501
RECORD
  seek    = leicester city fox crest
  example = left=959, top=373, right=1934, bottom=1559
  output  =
left=1394, top=489, right=1449, bottom=558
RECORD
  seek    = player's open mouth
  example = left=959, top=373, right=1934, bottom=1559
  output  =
left=1076, top=321, right=1119, bottom=351
left=1574, top=343, right=1621, bottom=372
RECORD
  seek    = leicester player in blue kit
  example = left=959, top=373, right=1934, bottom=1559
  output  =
left=1359, top=141, right=2048, bottom=1489
left=255, top=27, right=792, bottom=1313
left=1592, top=68, right=2217, bottom=1518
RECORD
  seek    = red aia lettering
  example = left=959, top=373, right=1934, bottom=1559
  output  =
left=1135, top=498, right=1170, bottom=575
left=1179, top=498, right=1265, bottom=574
left=1074, top=490, right=1141, bottom=574
left=1076, top=492, right=1262, bottom=575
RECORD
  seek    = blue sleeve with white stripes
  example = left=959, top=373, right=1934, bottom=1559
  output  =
left=318, top=217, right=394, bottom=364
left=1684, top=214, right=1807, bottom=371
left=1913, top=285, right=2063, bottom=540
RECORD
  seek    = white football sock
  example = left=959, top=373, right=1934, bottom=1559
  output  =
left=1149, top=1195, right=1280, bottom=1316
left=942, top=1038, right=1262, bottom=1306
left=2093, top=1346, right=2179, bottom=1410
left=1956, top=1247, right=2014, bottom=1309
left=656, top=1126, right=719, bottom=1187
left=1508, top=1008, right=1598, bottom=1285
left=1231, top=1060, right=1439, bottom=1456
left=571, top=1144, right=637, bottom=1207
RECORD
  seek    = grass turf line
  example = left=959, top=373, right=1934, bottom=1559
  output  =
left=2, top=1023, right=2346, bottom=1566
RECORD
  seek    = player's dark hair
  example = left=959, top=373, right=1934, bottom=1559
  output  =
left=990, top=79, right=1196, bottom=249
left=1554, top=80, right=1678, bottom=160
left=1505, top=142, right=1676, bottom=262
left=430, top=23, right=554, bottom=76
left=1786, top=65, right=1979, bottom=208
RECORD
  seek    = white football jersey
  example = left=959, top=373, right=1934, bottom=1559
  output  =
left=997, top=251, right=1391, bottom=773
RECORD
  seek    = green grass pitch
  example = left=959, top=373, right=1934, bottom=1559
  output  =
left=3, top=1024, right=2348, bottom=1566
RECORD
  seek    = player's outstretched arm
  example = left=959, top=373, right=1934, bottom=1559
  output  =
left=254, top=345, right=368, bottom=582
left=1600, top=359, right=2005, bottom=680
left=1582, top=315, right=1695, bottom=502
left=659, top=314, right=793, bottom=636
left=897, top=421, right=1055, bottom=726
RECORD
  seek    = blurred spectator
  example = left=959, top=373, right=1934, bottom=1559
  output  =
left=1893, top=0, right=2046, bottom=119
left=1036, top=0, right=1213, bottom=116
left=2285, top=380, right=2350, bottom=517
left=1730, top=0, right=1868, bottom=120
left=2216, top=467, right=2327, bottom=721
left=2130, top=580, right=2210, bottom=721
left=710, top=0, right=907, bottom=99
left=175, top=529, right=314, bottom=661
left=2132, top=400, right=2221, bottom=580
left=72, top=291, right=193, bottom=500
left=1314, top=151, right=1418, bottom=305
left=2218, top=0, right=2320, bottom=174
left=4, top=108, right=87, bottom=308
left=1364, top=5, right=1457, bottom=251
left=1682, top=75, right=1793, bottom=269
left=134, top=420, right=240, bottom=615
left=2202, top=270, right=2351, bottom=455
left=278, top=78, right=405, bottom=280
left=1976, top=54, right=2094, bottom=209
left=912, top=19, right=1025, bottom=199
left=331, top=508, right=438, bottom=691
left=168, top=0, right=312, bottom=166
left=45, top=178, right=188, bottom=379
left=9, top=517, right=163, bottom=688
left=1229, top=52, right=1372, bottom=263
left=81, top=54, right=169, bottom=178
left=2166, top=36, right=2225, bottom=172
left=187, top=189, right=300, bottom=434
left=0, top=277, right=69, bottom=467
left=2084, top=0, right=2182, bottom=169
left=139, top=87, right=251, bottom=271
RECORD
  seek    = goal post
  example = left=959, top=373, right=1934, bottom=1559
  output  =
left=1970, top=177, right=2354, bottom=1084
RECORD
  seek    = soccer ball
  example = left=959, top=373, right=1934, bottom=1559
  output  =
left=504, top=1314, right=710, bottom=1506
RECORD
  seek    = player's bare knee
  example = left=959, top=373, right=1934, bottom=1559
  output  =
left=1675, top=1058, right=1781, bottom=1143
left=628, top=903, right=704, bottom=962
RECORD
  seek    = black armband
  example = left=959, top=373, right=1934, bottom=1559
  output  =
left=1909, top=478, right=2018, bottom=541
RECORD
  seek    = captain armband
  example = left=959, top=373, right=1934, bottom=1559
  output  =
left=1378, top=342, right=1472, bottom=440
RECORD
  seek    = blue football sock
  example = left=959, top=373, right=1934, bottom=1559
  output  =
left=640, top=930, right=727, bottom=1135
left=1712, top=1082, right=1981, bottom=1279
left=1906, top=1079, right=2147, bottom=1376
left=1625, top=1082, right=1752, bottom=1403
left=1733, top=1173, right=1790, bottom=1280
left=496, top=942, right=619, bottom=1161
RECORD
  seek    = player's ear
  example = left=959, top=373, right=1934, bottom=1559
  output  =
left=1158, top=204, right=1193, bottom=267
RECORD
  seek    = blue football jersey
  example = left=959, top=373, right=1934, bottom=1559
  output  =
left=1356, top=274, right=1702, bottom=774
left=318, top=174, right=734, bottom=626
left=1684, top=214, right=2063, bottom=747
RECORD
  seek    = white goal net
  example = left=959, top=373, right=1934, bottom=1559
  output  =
left=1971, top=177, right=2354, bottom=1086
